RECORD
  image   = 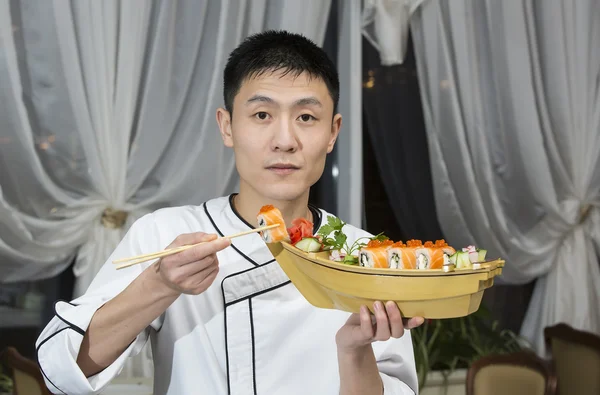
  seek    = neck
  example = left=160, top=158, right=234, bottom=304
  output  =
left=233, top=184, right=312, bottom=228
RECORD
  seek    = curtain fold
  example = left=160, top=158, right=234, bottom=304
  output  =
left=1, top=0, right=332, bottom=377
left=362, top=0, right=600, bottom=352
left=408, top=0, right=599, bottom=352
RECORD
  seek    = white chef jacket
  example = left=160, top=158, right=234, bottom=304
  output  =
left=36, top=195, right=419, bottom=395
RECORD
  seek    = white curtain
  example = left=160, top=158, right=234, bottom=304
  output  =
left=336, top=0, right=364, bottom=228
left=1, top=0, right=331, bottom=377
left=365, top=0, right=600, bottom=353
left=0, top=0, right=331, bottom=298
left=361, top=0, right=425, bottom=66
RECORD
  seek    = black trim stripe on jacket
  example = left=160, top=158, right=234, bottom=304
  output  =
left=35, top=326, right=75, bottom=395
left=249, top=298, right=257, bottom=395
left=224, top=279, right=291, bottom=308
left=214, top=196, right=324, bottom=394
left=204, top=201, right=261, bottom=267
left=54, top=300, right=85, bottom=336
left=222, top=280, right=294, bottom=395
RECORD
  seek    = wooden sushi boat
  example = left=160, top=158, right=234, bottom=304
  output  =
left=258, top=205, right=505, bottom=319
left=266, top=241, right=503, bottom=319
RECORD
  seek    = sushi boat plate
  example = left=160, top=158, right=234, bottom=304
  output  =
left=267, top=241, right=504, bottom=319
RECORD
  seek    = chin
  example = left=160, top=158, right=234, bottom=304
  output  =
left=257, top=183, right=308, bottom=202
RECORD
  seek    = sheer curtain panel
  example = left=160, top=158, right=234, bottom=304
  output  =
left=1, top=0, right=332, bottom=377
left=364, top=0, right=600, bottom=352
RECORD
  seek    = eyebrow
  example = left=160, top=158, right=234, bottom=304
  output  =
left=293, top=97, right=322, bottom=108
left=245, top=95, right=323, bottom=108
left=246, top=95, right=275, bottom=106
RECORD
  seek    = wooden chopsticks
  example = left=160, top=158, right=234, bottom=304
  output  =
left=112, top=223, right=280, bottom=270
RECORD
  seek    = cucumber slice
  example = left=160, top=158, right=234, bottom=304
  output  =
left=456, top=251, right=472, bottom=269
left=477, top=248, right=487, bottom=262
left=343, top=255, right=359, bottom=265
left=294, top=237, right=322, bottom=252
left=449, top=252, right=458, bottom=264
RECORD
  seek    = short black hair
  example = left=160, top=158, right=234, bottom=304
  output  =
left=223, top=30, right=339, bottom=115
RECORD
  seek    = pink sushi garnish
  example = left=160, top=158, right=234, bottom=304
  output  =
left=329, top=250, right=345, bottom=262
left=462, top=245, right=477, bottom=253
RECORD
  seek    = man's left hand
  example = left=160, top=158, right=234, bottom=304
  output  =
left=336, top=301, right=424, bottom=351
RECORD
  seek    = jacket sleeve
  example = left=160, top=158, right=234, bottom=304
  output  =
left=375, top=330, right=419, bottom=395
left=35, top=213, right=164, bottom=395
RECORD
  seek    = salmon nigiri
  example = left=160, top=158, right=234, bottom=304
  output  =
left=257, top=205, right=289, bottom=243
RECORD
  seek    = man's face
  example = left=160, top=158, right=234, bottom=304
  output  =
left=217, top=71, right=341, bottom=202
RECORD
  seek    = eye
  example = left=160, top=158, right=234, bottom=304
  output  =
left=254, top=112, right=270, bottom=120
left=298, top=114, right=316, bottom=122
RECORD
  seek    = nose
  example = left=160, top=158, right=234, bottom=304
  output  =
left=271, top=118, right=299, bottom=152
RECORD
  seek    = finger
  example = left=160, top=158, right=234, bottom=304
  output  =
left=359, top=306, right=374, bottom=339
left=168, top=232, right=219, bottom=248
left=172, top=253, right=219, bottom=279
left=385, top=301, right=404, bottom=338
left=403, top=316, right=425, bottom=330
left=176, top=265, right=220, bottom=295
left=373, top=301, right=391, bottom=341
left=190, top=265, right=220, bottom=292
left=168, top=255, right=220, bottom=289
left=167, top=237, right=231, bottom=266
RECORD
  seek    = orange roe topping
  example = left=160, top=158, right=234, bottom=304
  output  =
left=259, top=205, right=275, bottom=214
left=391, top=241, right=406, bottom=248
left=435, top=239, right=449, bottom=247
left=367, top=239, right=394, bottom=248
left=406, top=239, right=423, bottom=247
left=424, top=241, right=434, bottom=248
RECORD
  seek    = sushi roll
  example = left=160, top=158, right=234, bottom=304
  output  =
left=401, top=239, right=431, bottom=270
left=359, top=239, right=393, bottom=268
left=387, top=241, right=417, bottom=269
left=426, top=247, right=445, bottom=269
left=387, top=241, right=404, bottom=269
left=415, top=247, right=432, bottom=269
left=257, top=205, right=289, bottom=243
left=427, top=239, right=457, bottom=269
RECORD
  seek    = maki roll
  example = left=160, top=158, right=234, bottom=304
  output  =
left=257, top=205, right=289, bottom=243
left=387, top=241, right=412, bottom=269
left=387, top=239, right=424, bottom=269
left=402, top=239, right=433, bottom=270
left=359, top=239, right=393, bottom=268
left=425, top=239, right=457, bottom=269
left=415, top=246, right=432, bottom=269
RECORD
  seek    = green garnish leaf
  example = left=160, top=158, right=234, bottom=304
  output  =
left=317, top=224, right=335, bottom=237
left=334, top=231, right=347, bottom=248
left=327, top=216, right=344, bottom=229
left=316, top=215, right=390, bottom=260
left=372, top=232, right=390, bottom=242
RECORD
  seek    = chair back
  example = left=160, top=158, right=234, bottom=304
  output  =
left=545, top=323, right=600, bottom=395
left=467, top=351, right=557, bottom=395
left=0, top=347, right=51, bottom=395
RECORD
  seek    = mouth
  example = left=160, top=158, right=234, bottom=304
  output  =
left=266, top=163, right=300, bottom=175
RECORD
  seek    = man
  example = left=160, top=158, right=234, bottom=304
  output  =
left=36, top=30, right=422, bottom=395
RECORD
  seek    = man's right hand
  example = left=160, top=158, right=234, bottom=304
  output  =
left=76, top=232, right=231, bottom=377
left=154, top=233, right=231, bottom=296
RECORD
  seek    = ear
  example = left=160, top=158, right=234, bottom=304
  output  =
left=327, top=113, right=342, bottom=153
left=216, top=107, right=234, bottom=148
